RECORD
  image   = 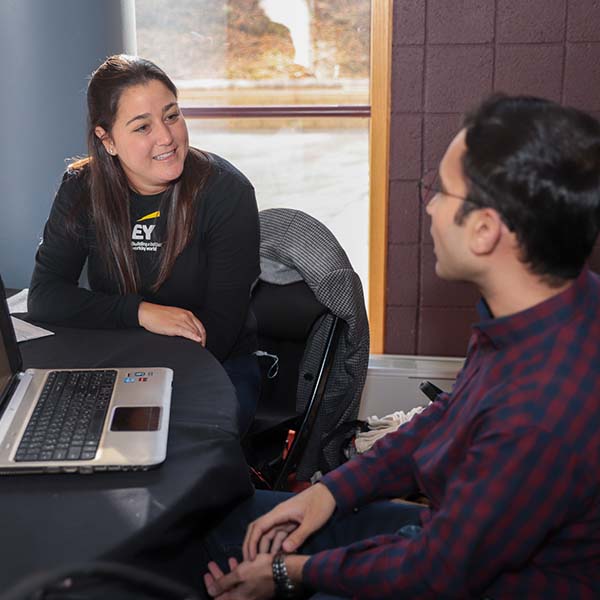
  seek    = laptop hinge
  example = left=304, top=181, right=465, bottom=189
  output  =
left=0, top=374, right=21, bottom=420
left=0, top=373, right=32, bottom=445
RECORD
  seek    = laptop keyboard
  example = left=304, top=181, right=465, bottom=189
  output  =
left=14, top=370, right=117, bottom=462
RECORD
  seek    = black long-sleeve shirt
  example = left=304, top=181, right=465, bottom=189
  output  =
left=28, top=152, right=260, bottom=362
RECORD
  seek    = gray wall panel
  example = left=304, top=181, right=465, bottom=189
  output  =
left=0, top=0, right=136, bottom=287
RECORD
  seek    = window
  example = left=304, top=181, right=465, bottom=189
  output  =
left=135, top=0, right=391, bottom=350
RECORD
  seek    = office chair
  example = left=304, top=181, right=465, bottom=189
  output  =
left=245, top=208, right=369, bottom=490
left=246, top=279, right=343, bottom=489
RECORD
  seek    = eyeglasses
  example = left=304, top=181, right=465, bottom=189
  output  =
left=418, top=169, right=467, bottom=205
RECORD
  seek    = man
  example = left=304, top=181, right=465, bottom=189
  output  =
left=203, top=95, right=600, bottom=599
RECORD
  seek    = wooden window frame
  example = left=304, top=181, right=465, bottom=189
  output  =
left=368, top=0, right=392, bottom=353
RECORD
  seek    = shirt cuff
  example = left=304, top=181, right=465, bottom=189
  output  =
left=120, top=294, right=143, bottom=327
left=303, top=550, right=341, bottom=596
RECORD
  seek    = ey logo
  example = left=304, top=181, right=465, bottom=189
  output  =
left=132, top=211, right=160, bottom=240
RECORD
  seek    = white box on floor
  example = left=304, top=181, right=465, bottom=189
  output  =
left=358, top=354, right=464, bottom=419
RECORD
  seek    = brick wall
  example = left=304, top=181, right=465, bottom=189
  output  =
left=385, top=0, right=600, bottom=356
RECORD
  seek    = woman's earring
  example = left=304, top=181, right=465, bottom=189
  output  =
left=108, top=147, right=115, bottom=156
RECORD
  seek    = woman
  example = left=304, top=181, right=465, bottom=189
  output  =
left=28, top=55, right=261, bottom=433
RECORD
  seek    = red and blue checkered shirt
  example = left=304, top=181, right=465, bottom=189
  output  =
left=304, top=269, right=600, bottom=599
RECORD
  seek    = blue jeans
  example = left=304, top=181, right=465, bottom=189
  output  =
left=204, top=490, right=426, bottom=599
left=223, top=354, right=261, bottom=436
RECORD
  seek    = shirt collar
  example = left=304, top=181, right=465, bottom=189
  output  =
left=473, top=268, right=596, bottom=349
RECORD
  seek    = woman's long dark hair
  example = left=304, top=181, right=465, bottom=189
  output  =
left=70, top=55, right=211, bottom=293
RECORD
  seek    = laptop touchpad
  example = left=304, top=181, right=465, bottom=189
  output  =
left=111, top=407, right=161, bottom=431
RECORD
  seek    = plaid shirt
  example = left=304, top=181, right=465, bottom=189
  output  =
left=304, top=269, right=600, bottom=599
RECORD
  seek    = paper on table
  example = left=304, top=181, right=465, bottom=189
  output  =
left=6, top=289, right=55, bottom=342
left=7, top=288, right=28, bottom=314
left=11, top=317, right=54, bottom=343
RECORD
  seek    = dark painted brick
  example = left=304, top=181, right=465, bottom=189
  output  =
left=425, top=45, right=493, bottom=112
left=387, top=243, right=419, bottom=306
left=496, top=0, right=566, bottom=43
left=389, top=180, right=421, bottom=244
left=385, top=306, right=418, bottom=354
left=494, top=44, right=564, bottom=102
left=393, top=0, right=425, bottom=45
left=418, top=307, right=477, bottom=356
left=392, top=45, right=424, bottom=112
left=564, top=43, right=600, bottom=110
left=427, top=0, right=494, bottom=44
left=423, top=113, right=463, bottom=171
left=420, top=245, right=480, bottom=306
left=567, top=0, right=600, bottom=42
left=389, top=114, right=423, bottom=179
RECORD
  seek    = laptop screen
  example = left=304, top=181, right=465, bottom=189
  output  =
left=0, top=326, right=13, bottom=397
left=0, top=277, right=23, bottom=404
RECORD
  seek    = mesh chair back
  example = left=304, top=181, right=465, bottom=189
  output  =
left=255, top=208, right=369, bottom=480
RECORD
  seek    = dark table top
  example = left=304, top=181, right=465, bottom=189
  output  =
left=0, top=324, right=253, bottom=590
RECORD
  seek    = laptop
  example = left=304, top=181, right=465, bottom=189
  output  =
left=0, top=276, right=173, bottom=474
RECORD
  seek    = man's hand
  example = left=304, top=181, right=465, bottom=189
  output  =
left=138, top=301, right=206, bottom=345
left=243, top=483, right=336, bottom=561
left=204, top=555, right=274, bottom=600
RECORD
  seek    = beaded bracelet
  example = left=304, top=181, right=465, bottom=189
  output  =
left=272, top=551, right=300, bottom=599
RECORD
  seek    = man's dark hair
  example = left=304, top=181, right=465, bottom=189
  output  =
left=459, top=94, right=600, bottom=284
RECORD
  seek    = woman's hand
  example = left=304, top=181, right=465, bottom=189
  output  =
left=138, top=301, right=206, bottom=346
